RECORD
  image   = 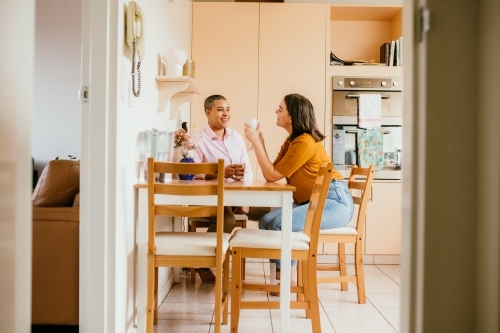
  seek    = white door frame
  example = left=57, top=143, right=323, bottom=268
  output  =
left=80, top=0, right=119, bottom=331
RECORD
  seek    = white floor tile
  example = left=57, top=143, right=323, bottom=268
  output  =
left=322, top=306, right=391, bottom=325
left=377, top=307, right=400, bottom=325
left=366, top=293, right=401, bottom=308
left=333, top=324, right=397, bottom=333
left=376, top=265, right=401, bottom=285
left=153, top=264, right=402, bottom=333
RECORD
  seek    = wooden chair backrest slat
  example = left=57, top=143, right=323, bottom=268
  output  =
left=302, top=163, right=333, bottom=253
left=153, top=162, right=219, bottom=175
left=156, top=205, right=217, bottom=218
left=348, top=182, right=367, bottom=191
left=346, top=165, right=375, bottom=236
left=154, top=183, right=219, bottom=196
left=352, top=196, right=363, bottom=205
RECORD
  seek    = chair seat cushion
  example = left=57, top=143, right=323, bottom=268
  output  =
left=229, top=228, right=310, bottom=251
left=155, top=232, right=231, bottom=256
left=319, top=226, right=358, bottom=235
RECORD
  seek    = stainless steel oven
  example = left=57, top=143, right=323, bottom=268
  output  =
left=332, top=76, right=403, bottom=180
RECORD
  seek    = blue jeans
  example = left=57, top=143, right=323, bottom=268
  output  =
left=258, top=179, right=354, bottom=269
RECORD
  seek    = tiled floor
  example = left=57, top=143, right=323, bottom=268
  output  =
left=154, top=259, right=401, bottom=333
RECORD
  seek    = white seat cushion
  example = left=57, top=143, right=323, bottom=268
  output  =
left=155, top=232, right=231, bottom=256
left=229, top=228, right=310, bottom=251
left=319, top=226, right=358, bottom=235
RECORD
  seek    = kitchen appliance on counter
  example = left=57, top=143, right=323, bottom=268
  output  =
left=332, top=76, right=403, bottom=180
left=143, top=129, right=172, bottom=182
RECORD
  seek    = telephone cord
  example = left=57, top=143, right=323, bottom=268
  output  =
left=131, top=39, right=141, bottom=97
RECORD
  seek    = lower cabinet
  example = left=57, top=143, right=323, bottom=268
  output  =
left=321, top=181, right=402, bottom=255
left=364, top=182, right=402, bottom=255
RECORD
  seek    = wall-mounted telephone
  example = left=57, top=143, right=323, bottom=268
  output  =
left=126, top=1, right=146, bottom=97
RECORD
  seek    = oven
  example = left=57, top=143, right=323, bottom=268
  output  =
left=332, top=76, right=403, bottom=180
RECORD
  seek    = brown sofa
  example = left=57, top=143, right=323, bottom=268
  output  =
left=31, top=159, right=80, bottom=326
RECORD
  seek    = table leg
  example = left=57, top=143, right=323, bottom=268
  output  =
left=280, top=192, right=292, bottom=333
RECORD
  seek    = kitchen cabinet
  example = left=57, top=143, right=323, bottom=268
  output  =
left=191, top=2, right=328, bottom=180
left=191, top=2, right=260, bottom=175
left=364, top=181, right=402, bottom=254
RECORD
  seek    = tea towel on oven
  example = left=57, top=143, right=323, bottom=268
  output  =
left=358, top=94, right=382, bottom=128
left=357, top=129, right=384, bottom=171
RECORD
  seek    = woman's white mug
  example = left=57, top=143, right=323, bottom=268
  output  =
left=246, top=118, right=259, bottom=129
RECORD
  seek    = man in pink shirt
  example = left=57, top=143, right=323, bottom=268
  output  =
left=194, top=95, right=254, bottom=283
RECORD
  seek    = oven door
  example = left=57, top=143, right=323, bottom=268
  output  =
left=332, top=124, right=403, bottom=180
left=332, top=90, right=403, bottom=125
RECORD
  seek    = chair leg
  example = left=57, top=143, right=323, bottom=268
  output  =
left=241, top=220, right=247, bottom=280
left=307, top=258, right=322, bottom=333
left=153, top=267, right=159, bottom=324
left=214, top=262, right=223, bottom=333
left=145, top=256, right=155, bottom=333
left=223, top=251, right=230, bottom=325
left=241, top=258, right=246, bottom=280
left=354, top=241, right=366, bottom=304
left=231, top=249, right=242, bottom=333
left=297, top=260, right=310, bottom=319
left=338, top=243, right=348, bottom=291
left=191, top=268, right=196, bottom=283
left=190, top=221, right=197, bottom=283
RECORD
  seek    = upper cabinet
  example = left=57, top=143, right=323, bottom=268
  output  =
left=258, top=3, right=328, bottom=170
left=191, top=2, right=328, bottom=180
left=329, top=5, right=402, bottom=63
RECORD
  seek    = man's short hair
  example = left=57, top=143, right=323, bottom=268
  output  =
left=204, top=95, right=227, bottom=111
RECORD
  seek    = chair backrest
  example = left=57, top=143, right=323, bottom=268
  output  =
left=346, top=165, right=375, bottom=237
left=303, top=162, right=333, bottom=253
left=147, top=157, right=225, bottom=256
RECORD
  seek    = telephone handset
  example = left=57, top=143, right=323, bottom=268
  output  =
left=126, top=1, right=146, bottom=97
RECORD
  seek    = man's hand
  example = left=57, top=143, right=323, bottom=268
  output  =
left=232, top=206, right=249, bottom=214
left=225, top=164, right=245, bottom=180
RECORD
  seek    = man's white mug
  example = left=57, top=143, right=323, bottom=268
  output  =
left=246, top=118, right=259, bottom=129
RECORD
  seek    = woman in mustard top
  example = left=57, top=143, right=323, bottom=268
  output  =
left=244, top=93, right=354, bottom=273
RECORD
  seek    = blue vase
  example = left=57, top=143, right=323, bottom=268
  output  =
left=179, top=157, right=195, bottom=180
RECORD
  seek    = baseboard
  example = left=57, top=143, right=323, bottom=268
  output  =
left=157, top=269, right=175, bottom=305
left=31, top=325, right=78, bottom=333
left=318, top=254, right=400, bottom=265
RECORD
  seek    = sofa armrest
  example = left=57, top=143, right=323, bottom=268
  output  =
left=32, top=207, right=79, bottom=222
left=32, top=206, right=79, bottom=325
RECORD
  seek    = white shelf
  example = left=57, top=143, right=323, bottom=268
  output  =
left=155, top=76, right=200, bottom=119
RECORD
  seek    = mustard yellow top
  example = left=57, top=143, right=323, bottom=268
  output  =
left=273, top=134, right=343, bottom=204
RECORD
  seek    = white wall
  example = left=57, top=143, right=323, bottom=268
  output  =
left=33, top=0, right=82, bottom=174
left=114, top=1, right=191, bottom=332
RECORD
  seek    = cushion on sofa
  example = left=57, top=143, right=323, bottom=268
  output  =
left=32, top=160, right=80, bottom=207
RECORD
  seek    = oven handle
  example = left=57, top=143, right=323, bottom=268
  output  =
left=346, top=94, right=391, bottom=99
left=346, top=130, right=391, bottom=134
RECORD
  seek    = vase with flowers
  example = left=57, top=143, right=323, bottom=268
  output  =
left=173, top=126, right=201, bottom=180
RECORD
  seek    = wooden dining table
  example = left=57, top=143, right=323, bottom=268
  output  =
left=134, top=179, right=296, bottom=333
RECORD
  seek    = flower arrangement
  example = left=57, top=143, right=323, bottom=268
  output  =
left=173, top=126, right=201, bottom=159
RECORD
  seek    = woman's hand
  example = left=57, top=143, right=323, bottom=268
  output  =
left=244, top=123, right=261, bottom=146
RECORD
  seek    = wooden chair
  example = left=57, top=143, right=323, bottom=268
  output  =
left=188, top=214, right=249, bottom=282
left=229, top=163, right=333, bottom=333
left=145, top=157, right=230, bottom=333
left=317, top=165, right=375, bottom=304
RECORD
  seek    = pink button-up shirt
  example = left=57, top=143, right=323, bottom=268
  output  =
left=194, top=125, right=253, bottom=180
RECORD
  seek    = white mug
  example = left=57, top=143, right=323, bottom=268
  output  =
left=246, top=118, right=258, bottom=129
